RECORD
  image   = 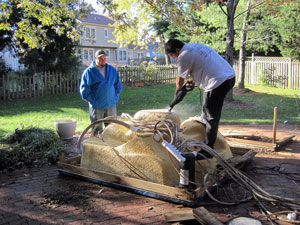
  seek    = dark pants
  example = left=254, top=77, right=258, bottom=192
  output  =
left=202, top=77, right=235, bottom=149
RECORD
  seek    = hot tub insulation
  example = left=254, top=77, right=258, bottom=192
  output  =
left=80, top=110, right=232, bottom=187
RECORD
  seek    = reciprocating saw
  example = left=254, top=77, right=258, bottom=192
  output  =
left=168, top=81, right=195, bottom=112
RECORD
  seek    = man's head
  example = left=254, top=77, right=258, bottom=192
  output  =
left=95, top=50, right=106, bottom=68
left=165, top=39, right=184, bottom=59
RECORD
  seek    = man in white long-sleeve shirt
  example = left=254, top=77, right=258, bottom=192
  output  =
left=165, top=39, right=235, bottom=157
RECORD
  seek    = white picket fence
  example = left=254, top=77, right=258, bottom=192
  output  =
left=233, top=56, right=300, bottom=89
left=0, top=72, right=81, bottom=100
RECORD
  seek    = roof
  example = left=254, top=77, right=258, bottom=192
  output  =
left=128, top=42, right=143, bottom=50
left=77, top=14, right=114, bottom=26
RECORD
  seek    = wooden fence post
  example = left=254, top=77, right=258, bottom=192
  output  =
left=251, top=53, right=255, bottom=84
left=288, top=57, right=292, bottom=89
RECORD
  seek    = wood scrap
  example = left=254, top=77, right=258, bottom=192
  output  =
left=226, top=134, right=295, bottom=153
left=164, top=208, right=194, bottom=222
left=225, top=137, right=277, bottom=152
left=276, top=135, right=295, bottom=148
left=193, top=207, right=223, bottom=225
left=273, top=107, right=277, bottom=144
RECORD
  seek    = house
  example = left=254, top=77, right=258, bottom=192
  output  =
left=2, top=13, right=166, bottom=71
left=0, top=47, right=24, bottom=71
left=77, top=14, right=148, bottom=66
left=147, top=42, right=167, bottom=65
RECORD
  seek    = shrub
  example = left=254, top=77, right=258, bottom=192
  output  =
left=0, top=127, right=66, bottom=171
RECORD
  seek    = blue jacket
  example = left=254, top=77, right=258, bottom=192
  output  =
left=80, top=62, right=122, bottom=109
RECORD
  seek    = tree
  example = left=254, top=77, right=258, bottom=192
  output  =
left=18, top=22, right=81, bottom=73
left=0, top=1, right=22, bottom=52
left=0, top=0, right=92, bottom=49
left=0, top=0, right=93, bottom=73
left=270, top=1, right=300, bottom=59
left=238, top=0, right=251, bottom=89
left=150, top=18, right=178, bottom=64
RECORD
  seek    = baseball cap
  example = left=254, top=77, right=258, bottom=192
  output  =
left=95, top=50, right=106, bottom=58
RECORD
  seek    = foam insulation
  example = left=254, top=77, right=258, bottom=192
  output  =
left=81, top=136, right=179, bottom=186
left=180, top=118, right=232, bottom=181
left=80, top=110, right=232, bottom=187
left=133, top=109, right=181, bottom=126
left=100, top=122, right=137, bottom=147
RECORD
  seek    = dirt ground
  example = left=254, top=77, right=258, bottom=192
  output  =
left=0, top=124, right=299, bottom=225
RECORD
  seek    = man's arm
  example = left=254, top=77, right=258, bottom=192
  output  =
left=114, top=70, right=122, bottom=96
left=79, top=71, right=92, bottom=102
left=175, top=76, right=185, bottom=94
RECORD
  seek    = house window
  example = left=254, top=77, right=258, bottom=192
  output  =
left=83, top=50, right=89, bottom=61
left=138, top=52, right=144, bottom=59
left=104, top=28, right=108, bottom=38
left=105, top=49, right=110, bottom=58
left=83, top=49, right=94, bottom=62
left=89, top=50, right=94, bottom=61
left=85, top=27, right=96, bottom=39
left=118, top=50, right=127, bottom=62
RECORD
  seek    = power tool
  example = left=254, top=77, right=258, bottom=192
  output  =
left=168, top=81, right=195, bottom=112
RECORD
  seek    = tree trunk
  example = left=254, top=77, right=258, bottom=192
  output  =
left=165, top=51, right=171, bottom=65
left=160, top=34, right=171, bottom=65
left=238, top=0, right=251, bottom=89
left=224, top=0, right=239, bottom=102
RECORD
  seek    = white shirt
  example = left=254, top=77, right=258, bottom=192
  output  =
left=177, top=43, right=235, bottom=92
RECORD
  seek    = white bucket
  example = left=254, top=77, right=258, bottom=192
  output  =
left=54, top=119, right=77, bottom=140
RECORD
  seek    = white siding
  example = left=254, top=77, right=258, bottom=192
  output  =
left=0, top=48, right=24, bottom=71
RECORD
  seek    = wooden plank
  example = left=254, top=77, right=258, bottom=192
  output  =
left=222, top=134, right=261, bottom=140
left=273, top=107, right=277, bottom=143
left=276, top=135, right=295, bottom=148
left=225, top=137, right=276, bottom=151
left=230, top=147, right=250, bottom=155
left=193, top=207, right=223, bottom=225
left=33, top=75, right=36, bottom=98
left=227, top=150, right=256, bottom=169
left=29, top=75, right=33, bottom=98
left=2, top=74, right=6, bottom=100
left=164, top=208, right=194, bottom=222
left=62, top=155, right=81, bottom=164
left=16, top=76, right=20, bottom=99
left=57, top=162, right=197, bottom=201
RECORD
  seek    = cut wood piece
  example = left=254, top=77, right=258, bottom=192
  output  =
left=193, top=207, right=223, bottom=225
left=212, top=150, right=256, bottom=186
left=230, top=147, right=250, bottom=155
left=276, top=135, right=295, bottom=148
left=164, top=208, right=194, bottom=222
left=57, top=160, right=198, bottom=202
left=61, top=155, right=81, bottom=164
left=224, top=135, right=261, bottom=140
left=227, top=150, right=256, bottom=170
left=273, top=107, right=278, bottom=144
left=225, top=137, right=276, bottom=152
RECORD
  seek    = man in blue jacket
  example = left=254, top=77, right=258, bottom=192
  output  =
left=80, top=50, right=122, bottom=135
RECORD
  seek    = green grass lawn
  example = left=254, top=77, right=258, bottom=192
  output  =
left=0, top=84, right=299, bottom=139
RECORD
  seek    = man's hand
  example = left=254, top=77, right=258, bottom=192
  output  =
left=186, top=79, right=195, bottom=89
